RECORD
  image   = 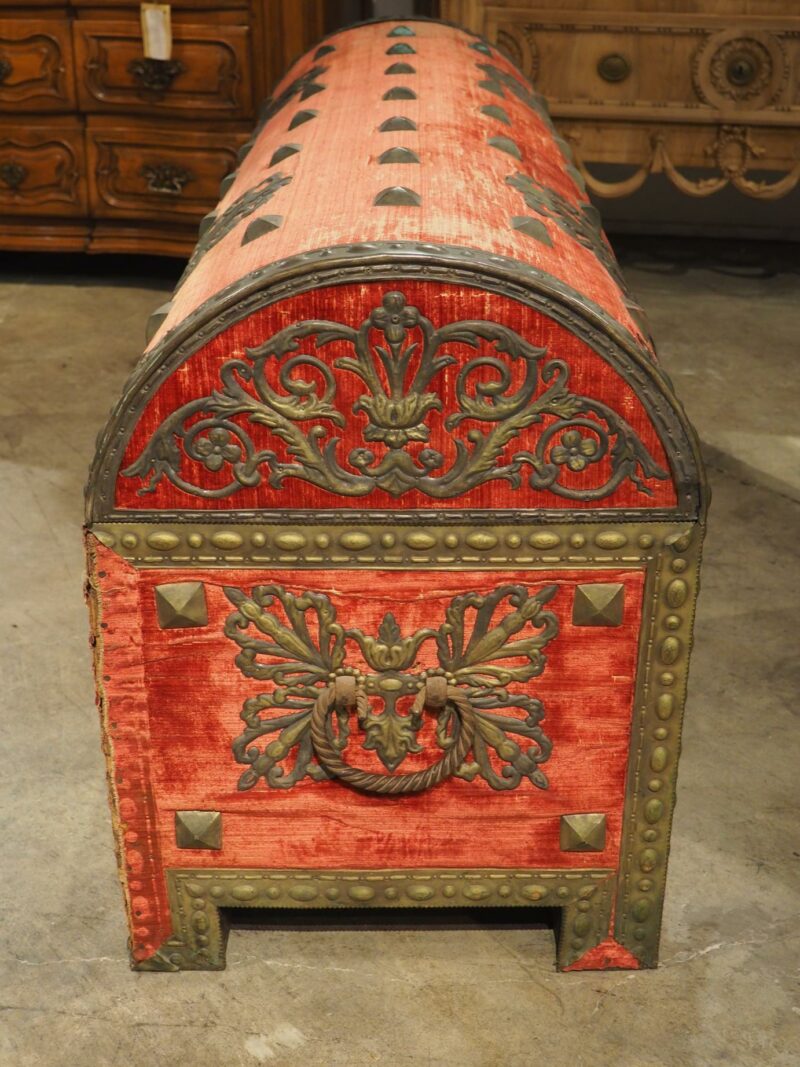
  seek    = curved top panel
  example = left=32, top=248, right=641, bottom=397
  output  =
left=86, top=19, right=706, bottom=523
left=144, top=18, right=651, bottom=354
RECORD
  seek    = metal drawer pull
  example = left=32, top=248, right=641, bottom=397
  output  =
left=0, top=57, right=12, bottom=84
left=128, top=56, right=185, bottom=95
left=0, top=162, right=27, bottom=190
left=140, top=162, right=194, bottom=195
left=597, top=53, right=631, bottom=83
left=311, top=679, right=476, bottom=796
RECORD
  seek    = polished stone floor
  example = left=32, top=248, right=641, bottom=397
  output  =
left=0, top=243, right=798, bottom=1066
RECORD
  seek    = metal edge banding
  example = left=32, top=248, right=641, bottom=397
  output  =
left=136, top=867, right=615, bottom=972
left=87, top=521, right=689, bottom=569
left=614, top=525, right=705, bottom=966
left=85, top=243, right=705, bottom=523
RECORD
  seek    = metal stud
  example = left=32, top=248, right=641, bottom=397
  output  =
left=154, top=582, right=208, bottom=629
left=478, top=80, right=505, bottom=98
left=269, top=143, right=301, bottom=167
left=470, top=41, right=493, bottom=56
left=480, top=104, right=511, bottom=125
left=386, top=43, right=415, bottom=55
left=379, top=116, right=417, bottom=132
left=511, top=216, right=553, bottom=245
left=236, top=141, right=254, bottom=163
left=218, top=171, right=236, bottom=198
left=487, top=135, right=522, bottom=160
left=377, top=147, right=420, bottom=164
left=374, top=186, right=421, bottom=206
left=197, top=210, right=217, bottom=237
left=387, top=25, right=415, bottom=36
left=382, top=86, right=416, bottom=100
left=145, top=302, right=172, bottom=344
left=314, top=44, right=335, bottom=59
left=560, top=814, right=607, bottom=852
left=175, top=811, right=222, bottom=850
left=288, top=109, right=318, bottom=130
left=572, top=583, right=625, bottom=627
left=241, top=216, right=282, bottom=244
left=300, top=82, right=325, bottom=100
left=385, top=62, right=415, bottom=75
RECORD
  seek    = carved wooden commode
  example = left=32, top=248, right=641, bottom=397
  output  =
left=85, top=18, right=706, bottom=972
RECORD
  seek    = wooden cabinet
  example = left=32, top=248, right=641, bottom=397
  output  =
left=441, top=1, right=800, bottom=201
left=0, top=1, right=325, bottom=255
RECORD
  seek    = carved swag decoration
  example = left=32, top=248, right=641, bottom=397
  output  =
left=125, top=291, right=669, bottom=501
left=223, top=581, right=559, bottom=794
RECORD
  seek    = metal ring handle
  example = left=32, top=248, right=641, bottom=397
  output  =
left=310, top=682, right=475, bottom=795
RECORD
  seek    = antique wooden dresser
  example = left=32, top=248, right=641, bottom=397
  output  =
left=441, top=0, right=800, bottom=201
left=85, top=17, right=707, bottom=972
left=0, top=0, right=324, bottom=255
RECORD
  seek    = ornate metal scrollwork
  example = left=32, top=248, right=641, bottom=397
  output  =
left=127, top=57, right=185, bottom=96
left=124, top=290, right=669, bottom=502
left=140, top=162, right=194, bottom=195
left=223, top=581, right=559, bottom=793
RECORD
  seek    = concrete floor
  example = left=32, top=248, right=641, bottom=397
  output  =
left=0, top=245, right=798, bottom=1067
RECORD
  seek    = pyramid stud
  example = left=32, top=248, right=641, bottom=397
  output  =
left=288, top=109, right=318, bottom=130
left=573, top=583, right=625, bottom=627
left=154, top=581, right=208, bottom=629
left=480, top=104, right=511, bottom=125
left=386, top=43, right=415, bottom=55
left=487, top=135, right=522, bottom=160
left=314, top=44, right=335, bottom=59
left=269, top=143, right=301, bottom=167
left=175, top=810, right=222, bottom=850
left=383, top=87, right=417, bottom=101
left=374, top=185, right=421, bottom=206
left=242, top=215, right=282, bottom=244
left=385, top=62, right=416, bottom=75
left=379, top=116, right=417, bottom=132
left=511, top=216, right=552, bottom=245
left=388, top=25, right=415, bottom=37
left=560, top=813, right=606, bottom=852
left=378, top=147, right=420, bottom=164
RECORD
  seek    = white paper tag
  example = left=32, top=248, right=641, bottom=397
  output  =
left=141, top=3, right=172, bottom=61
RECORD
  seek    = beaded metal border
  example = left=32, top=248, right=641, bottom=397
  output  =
left=136, top=867, right=615, bottom=973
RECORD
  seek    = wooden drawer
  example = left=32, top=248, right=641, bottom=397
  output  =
left=0, top=122, right=86, bottom=215
left=457, top=7, right=800, bottom=125
left=0, top=18, right=75, bottom=112
left=74, top=20, right=252, bottom=119
left=87, top=123, right=245, bottom=220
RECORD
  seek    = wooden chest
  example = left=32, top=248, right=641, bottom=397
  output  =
left=85, top=17, right=707, bottom=973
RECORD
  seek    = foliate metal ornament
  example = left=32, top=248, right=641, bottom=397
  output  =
left=572, top=583, right=625, bottom=627
left=140, top=163, right=194, bottom=196
left=175, top=811, right=222, bottom=850
left=560, top=813, right=607, bottom=852
left=223, top=581, right=559, bottom=793
left=154, top=582, right=208, bottom=629
left=123, top=290, right=669, bottom=503
left=137, top=867, right=615, bottom=972
left=127, top=57, right=185, bottom=96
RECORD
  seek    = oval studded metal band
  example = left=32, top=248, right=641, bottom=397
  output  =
left=309, top=678, right=475, bottom=795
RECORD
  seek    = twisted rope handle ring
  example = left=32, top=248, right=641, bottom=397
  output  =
left=309, top=678, right=475, bottom=795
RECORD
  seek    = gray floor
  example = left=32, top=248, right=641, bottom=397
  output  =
left=0, top=247, right=798, bottom=1067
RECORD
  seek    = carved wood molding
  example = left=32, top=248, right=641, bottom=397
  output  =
left=566, top=125, right=800, bottom=199
left=0, top=138, right=79, bottom=205
left=0, top=32, right=66, bottom=103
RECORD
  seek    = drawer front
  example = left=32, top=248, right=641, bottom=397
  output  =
left=87, top=124, right=244, bottom=220
left=476, top=11, right=799, bottom=123
left=74, top=20, right=252, bottom=118
left=0, top=124, right=86, bottom=215
left=0, top=18, right=75, bottom=112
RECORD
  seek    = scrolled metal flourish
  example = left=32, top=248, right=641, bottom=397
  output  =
left=124, top=291, right=668, bottom=502
left=223, top=581, right=560, bottom=794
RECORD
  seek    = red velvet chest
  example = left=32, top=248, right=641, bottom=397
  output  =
left=85, top=17, right=706, bottom=973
